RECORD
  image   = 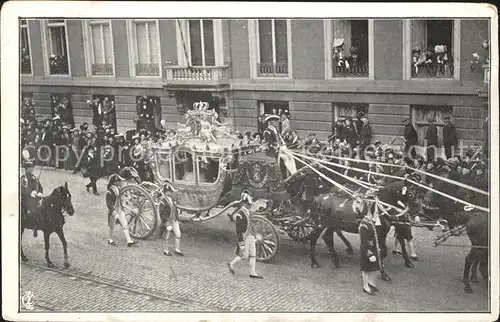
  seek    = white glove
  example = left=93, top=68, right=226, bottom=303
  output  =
left=37, top=192, right=43, bottom=198
left=369, top=256, right=376, bottom=262
left=31, top=191, right=37, bottom=198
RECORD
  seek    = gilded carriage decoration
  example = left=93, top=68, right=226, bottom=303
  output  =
left=118, top=101, right=283, bottom=262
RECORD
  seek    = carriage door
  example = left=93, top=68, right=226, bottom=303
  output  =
left=154, top=152, right=172, bottom=183
left=173, top=150, right=199, bottom=209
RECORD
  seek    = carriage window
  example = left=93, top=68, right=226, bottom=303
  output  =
left=198, top=156, right=219, bottom=184
left=156, top=152, right=171, bottom=180
left=174, top=151, right=195, bottom=183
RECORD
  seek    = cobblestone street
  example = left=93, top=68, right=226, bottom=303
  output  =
left=19, top=168, right=489, bottom=312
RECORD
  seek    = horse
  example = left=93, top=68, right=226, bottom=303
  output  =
left=303, top=176, right=417, bottom=278
left=421, top=169, right=489, bottom=294
left=20, top=182, right=75, bottom=268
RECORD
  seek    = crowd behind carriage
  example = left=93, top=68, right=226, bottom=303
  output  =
left=21, top=97, right=488, bottom=196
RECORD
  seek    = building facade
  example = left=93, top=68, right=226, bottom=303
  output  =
left=21, top=18, right=490, bottom=146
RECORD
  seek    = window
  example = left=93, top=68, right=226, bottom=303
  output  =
left=90, top=95, right=117, bottom=129
left=409, top=20, right=455, bottom=78
left=257, top=19, right=289, bottom=77
left=258, top=101, right=289, bottom=133
left=411, top=105, right=453, bottom=146
left=198, top=156, right=219, bottom=184
left=331, top=20, right=369, bottom=77
left=174, top=151, right=195, bottom=183
left=47, top=20, right=69, bottom=75
left=188, top=20, right=215, bottom=66
left=50, top=94, right=74, bottom=126
left=156, top=152, right=172, bottom=180
left=259, top=101, right=289, bottom=116
left=333, top=103, right=368, bottom=120
left=20, top=20, right=32, bottom=74
left=88, top=20, right=114, bottom=75
left=130, top=20, right=160, bottom=76
left=136, top=96, right=161, bottom=131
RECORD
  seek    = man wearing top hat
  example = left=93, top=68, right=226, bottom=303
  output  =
left=402, top=118, right=419, bottom=159
left=442, top=117, right=458, bottom=159
left=263, top=115, right=281, bottom=158
left=425, top=118, right=438, bottom=163
left=21, top=160, right=44, bottom=237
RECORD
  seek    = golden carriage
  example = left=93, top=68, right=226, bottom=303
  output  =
left=117, top=102, right=281, bottom=262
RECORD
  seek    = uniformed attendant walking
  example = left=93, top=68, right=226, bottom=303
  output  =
left=359, top=201, right=381, bottom=295
left=20, top=161, right=44, bottom=237
left=227, top=190, right=263, bottom=279
left=158, top=180, right=184, bottom=256
left=83, top=138, right=100, bottom=195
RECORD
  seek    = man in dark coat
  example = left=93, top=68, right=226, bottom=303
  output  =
left=403, top=118, right=419, bottom=159
left=442, top=117, right=458, bottom=159
left=359, top=202, right=380, bottom=295
left=425, top=118, right=438, bottom=163
left=263, top=115, right=281, bottom=159
left=21, top=161, right=44, bottom=237
left=359, top=116, right=372, bottom=158
left=343, top=118, right=359, bottom=148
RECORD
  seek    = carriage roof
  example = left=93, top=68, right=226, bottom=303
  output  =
left=148, top=101, right=264, bottom=159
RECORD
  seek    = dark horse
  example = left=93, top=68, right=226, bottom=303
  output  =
left=422, top=169, right=489, bottom=294
left=304, top=176, right=418, bottom=279
left=21, top=182, right=75, bottom=268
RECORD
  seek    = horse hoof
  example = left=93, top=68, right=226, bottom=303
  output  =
left=464, top=286, right=474, bottom=294
left=405, top=261, right=414, bottom=268
left=311, top=262, right=320, bottom=269
left=64, top=262, right=70, bottom=269
left=346, top=248, right=354, bottom=255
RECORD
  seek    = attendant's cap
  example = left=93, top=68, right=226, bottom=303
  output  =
left=23, top=161, right=34, bottom=169
left=264, top=115, right=280, bottom=123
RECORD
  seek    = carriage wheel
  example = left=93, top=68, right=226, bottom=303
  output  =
left=286, top=216, right=321, bottom=242
left=119, top=184, right=158, bottom=240
left=251, top=215, right=280, bottom=262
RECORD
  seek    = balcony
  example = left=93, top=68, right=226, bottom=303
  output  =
left=332, top=62, right=368, bottom=78
left=136, top=63, right=160, bottom=76
left=164, top=65, right=230, bottom=90
left=411, top=62, right=454, bottom=78
left=92, top=63, right=113, bottom=76
left=258, top=62, right=288, bottom=77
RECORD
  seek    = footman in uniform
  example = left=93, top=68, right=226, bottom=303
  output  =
left=158, top=180, right=183, bottom=256
left=359, top=201, right=380, bottom=295
left=228, top=190, right=263, bottom=279
left=263, top=115, right=281, bottom=159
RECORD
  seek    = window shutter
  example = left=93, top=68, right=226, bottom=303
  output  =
left=91, top=24, right=104, bottom=63
left=135, top=22, right=149, bottom=63
left=189, top=20, right=203, bottom=66
left=148, top=22, right=159, bottom=64
left=203, top=20, right=215, bottom=66
left=103, top=24, right=113, bottom=64
left=274, top=20, right=288, bottom=64
left=258, top=20, right=273, bottom=64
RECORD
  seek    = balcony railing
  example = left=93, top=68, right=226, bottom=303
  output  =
left=258, top=62, right=288, bottom=77
left=165, top=66, right=229, bottom=82
left=92, top=63, right=113, bottom=76
left=136, top=63, right=160, bottom=76
left=332, top=62, right=368, bottom=78
left=411, top=62, right=454, bottom=78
